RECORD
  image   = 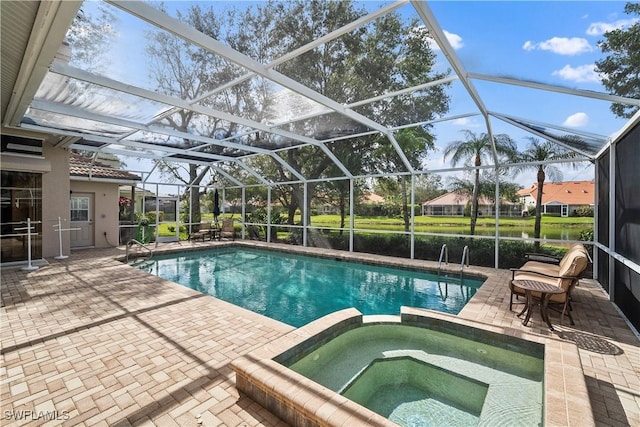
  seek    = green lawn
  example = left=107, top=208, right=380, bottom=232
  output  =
left=309, top=214, right=593, bottom=240
left=310, top=214, right=593, bottom=227
left=166, top=214, right=592, bottom=241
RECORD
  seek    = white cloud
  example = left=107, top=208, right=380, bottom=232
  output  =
left=552, top=64, right=601, bottom=83
left=563, top=112, right=589, bottom=127
left=443, top=30, right=463, bottom=50
left=451, top=117, right=480, bottom=128
left=522, top=37, right=593, bottom=55
left=415, top=25, right=463, bottom=51
left=586, top=18, right=639, bottom=36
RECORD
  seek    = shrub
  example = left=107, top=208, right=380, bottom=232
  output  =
left=576, top=206, right=594, bottom=217
left=319, top=233, right=567, bottom=269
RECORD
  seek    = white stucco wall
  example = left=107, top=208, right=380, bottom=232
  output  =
left=41, top=144, right=71, bottom=257
left=70, top=180, right=120, bottom=248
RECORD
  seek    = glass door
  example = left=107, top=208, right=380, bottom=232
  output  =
left=1, top=171, right=42, bottom=262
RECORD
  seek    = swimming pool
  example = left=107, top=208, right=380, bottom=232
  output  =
left=138, top=247, right=484, bottom=327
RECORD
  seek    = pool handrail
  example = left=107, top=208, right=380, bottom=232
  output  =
left=460, top=245, right=470, bottom=277
left=126, top=239, right=153, bottom=263
left=438, top=244, right=449, bottom=274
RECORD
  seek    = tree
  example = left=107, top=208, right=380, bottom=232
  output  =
left=595, top=2, right=640, bottom=118
left=447, top=173, right=521, bottom=208
left=373, top=128, right=435, bottom=232
left=144, top=0, right=449, bottom=231
left=66, top=3, right=115, bottom=70
left=145, top=4, right=265, bottom=231
left=512, top=137, right=579, bottom=251
left=248, top=0, right=449, bottom=225
left=443, top=130, right=516, bottom=235
left=414, top=174, right=446, bottom=205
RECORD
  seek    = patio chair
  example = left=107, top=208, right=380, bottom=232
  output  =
left=509, top=244, right=589, bottom=325
left=523, top=243, right=593, bottom=278
left=247, top=225, right=263, bottom=240
left=220, top=218, right=235, bottom=240
left=189, top=222, right=214, bottom=242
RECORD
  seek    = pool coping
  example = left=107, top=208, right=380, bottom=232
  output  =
left=232, top=307, right=593, bottom=427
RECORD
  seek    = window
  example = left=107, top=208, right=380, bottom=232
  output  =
left=70, top=196, right=90, bottom=221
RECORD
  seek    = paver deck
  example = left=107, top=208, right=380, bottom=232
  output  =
left=1, top=241, right=638, bottom=426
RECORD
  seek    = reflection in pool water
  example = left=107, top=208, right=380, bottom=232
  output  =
left=139, top=247, right=484, bottom=327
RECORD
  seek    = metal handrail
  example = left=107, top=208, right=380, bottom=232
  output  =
left=438, top=244, right=448, bottom=274
left=460, top=245, right=470, bottom=273
left=126, top=239, right=153, bottom=262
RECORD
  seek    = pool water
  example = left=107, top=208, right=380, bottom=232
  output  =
left=285, top=324, right=543, bottom=426
left=139, top=247, right=484, bottom=327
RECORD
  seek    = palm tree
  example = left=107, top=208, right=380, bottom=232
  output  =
left=443, top=130, right=516, bottom=234
left=513, top=137, right=579, bottom=251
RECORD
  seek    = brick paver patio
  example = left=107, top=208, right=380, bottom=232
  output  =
left=1, top=241, right=638, bottom=426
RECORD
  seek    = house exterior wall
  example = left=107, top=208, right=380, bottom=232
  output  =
left=424, top=204, right=521, bottom=217
left=70, top=180, right=120, bottom=248
left=1, top=140, right=71, bottom=259
left=41, top=144, right=70, bottom=257
left=424, top=205, right=464, bottom=216
left=3, top=143, right=121, bottom=255
left=520, top=194, right=536, bottom=210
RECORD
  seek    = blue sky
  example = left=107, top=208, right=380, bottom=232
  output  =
left=79, top=0, right=636, bottom=194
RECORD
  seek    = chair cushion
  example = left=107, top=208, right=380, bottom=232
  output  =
left=558, top=244, right=586, bottom=269
left=511, top=272, right=567, bottom=302
left=521, top=261, right=561, bottom=276
left=558, top=251, right=588, bottom=278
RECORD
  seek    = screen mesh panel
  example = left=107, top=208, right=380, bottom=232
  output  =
left=597, top=150, right=610, bottom=292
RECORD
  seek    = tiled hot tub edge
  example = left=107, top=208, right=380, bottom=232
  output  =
left=232, top=308, right=394, bottom=427
left=232, top=307, right=594, bottom=427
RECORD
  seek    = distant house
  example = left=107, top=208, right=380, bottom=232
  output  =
left=361, top=192, right=384, bottom=204
left=315, top=192, right=385, bottom=215
left=422, top=192, right=521, bottom=217
left=516, top=181, right=594, bottom=217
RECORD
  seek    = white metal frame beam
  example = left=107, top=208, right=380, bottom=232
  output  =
left=470, top=72, right=640, bottom=107
left=495, top=113, right=598, bottom=159
left=492, top=112, right=609, bottom=142
left=108, top=0, right=398, bottom=178
left=49, top=61, right=311, bottom=181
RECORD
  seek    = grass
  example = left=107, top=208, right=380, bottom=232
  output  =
left=310, top=214, right=593, bottom=227
left=309, top=215, right=592, bottom=239
left=164, top=214, right=593, bottom=242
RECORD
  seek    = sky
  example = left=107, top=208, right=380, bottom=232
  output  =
left=76, top=0, right=636, bottom=196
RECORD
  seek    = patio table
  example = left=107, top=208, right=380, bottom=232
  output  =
left=513, top=279, right=565, bottom=330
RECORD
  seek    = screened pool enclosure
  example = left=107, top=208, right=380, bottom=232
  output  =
left=1, top=1, right=639, bottom=329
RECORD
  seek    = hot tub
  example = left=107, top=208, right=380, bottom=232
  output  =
left=232, top=307, right=593, bottom=427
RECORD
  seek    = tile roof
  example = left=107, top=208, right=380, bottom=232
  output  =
left=69, top=153, right=141, bottom=182
left=516, top=181, right=594, bottom=205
